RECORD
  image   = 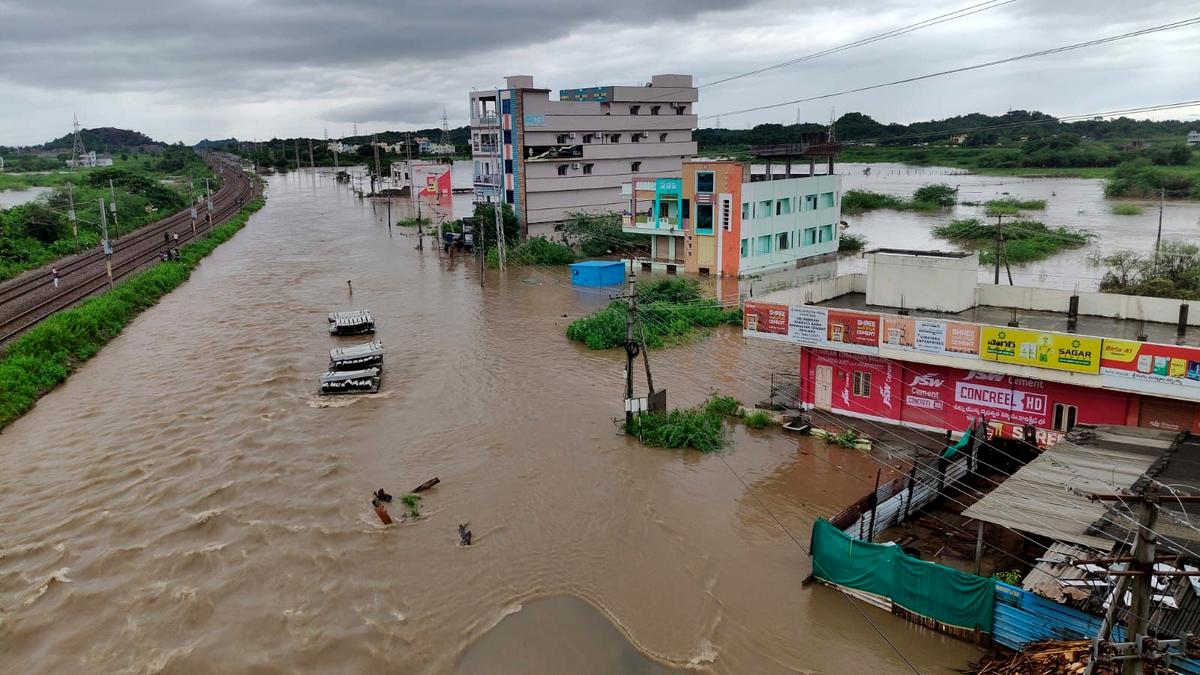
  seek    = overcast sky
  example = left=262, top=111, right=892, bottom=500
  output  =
left=1, top=0, right=1198, bottom=146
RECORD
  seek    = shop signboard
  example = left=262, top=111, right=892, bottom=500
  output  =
left=742, top=302, right=790, bottom=341
left=1100, top=339, right=1200, bottom=401
left=880, top=317, right=980, bottom=359
left=980, top=327, right=1101, bottom=374
left=788, top=306, right=879, bottom=354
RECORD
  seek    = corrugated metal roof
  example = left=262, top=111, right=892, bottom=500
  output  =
left=1021, top=542, right=1101, bottom=604
left=962, top=426, right=1176, bottom=550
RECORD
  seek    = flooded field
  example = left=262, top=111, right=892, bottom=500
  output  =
left=0, top=186, right=51, bottom=208
left=0, top=170, right=981, bottom=673
left=838, top=162, right=1200, bottom=290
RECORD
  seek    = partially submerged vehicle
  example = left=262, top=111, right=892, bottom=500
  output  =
left=328, top=309, right=375, bottom=336
left=319, top=367, right=381, bottom=395
left=329, top=340, right=384, bottom=371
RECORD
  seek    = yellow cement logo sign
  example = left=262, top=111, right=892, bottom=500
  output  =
left=979, top=327, right=1100, bottom=374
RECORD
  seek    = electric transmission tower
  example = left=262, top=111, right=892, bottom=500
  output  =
left=71, top=113, right=87, bottom=166
left=440, top=108, right=451, bottom=146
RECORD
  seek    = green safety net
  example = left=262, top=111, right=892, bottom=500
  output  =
left=943, top=424, right=972, bottom=459
left=810, top=518, right=994, bottom=632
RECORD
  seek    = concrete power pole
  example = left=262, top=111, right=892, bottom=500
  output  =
left=1124, top=499, right=1159, bottom=675
left=108, top=179, right=120, bottom=239
left=67, top=184, right=79, bottom=253
left=308, top=138, right=315, bottom=171
left=98, top=198, right=113, bottom=290
left=624, top=258, right=637, bottom=429
left=204, top=178, right=213, bottom=233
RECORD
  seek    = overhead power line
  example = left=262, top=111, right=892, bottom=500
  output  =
left=701, top=0, right=1017, bottom=89
left=703, top=16, right=1200, bottom=120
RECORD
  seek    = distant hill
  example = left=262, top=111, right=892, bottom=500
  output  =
left=697, top=110, right=1198, bottom=149
left=37, top=127, right=164, bottom=154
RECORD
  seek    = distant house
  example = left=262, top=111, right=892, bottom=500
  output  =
left=1188, top=130, right=1200, bottom=146
left=414, top=136, right=432, bottom=153
left=949, top=133, right=968, bottom=145
left=65, top=150, right=113, bottom=168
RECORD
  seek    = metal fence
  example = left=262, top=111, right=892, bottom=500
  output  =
left=828, top=442, right=976, bottom=542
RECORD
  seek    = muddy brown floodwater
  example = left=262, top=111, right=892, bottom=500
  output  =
left=0, top=170, right=982, bottom=674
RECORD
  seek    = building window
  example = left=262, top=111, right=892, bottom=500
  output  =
left=756, top=199, right=772, bottom=217
left=804, top=194, right=818, bottom=211
left=852, top=371, right=871, bottom=397
left=609, top=133, right=622, bottom=143
left=820, top=192, right=835, bottom=208
left=659, top=132, right=668, bottom=143
left=557, top=164, right=568, bottom=176
left=501, top=99, right=511, bottom=114
left=803, top=227, right=817, bottom=245
left=1053, top=403, right=1078, bottom=432
left=632, top=133, right=641, bottom=143
left=740, top=238, right=749, bottom=257
left=741, top=202, right=749, bottom=220
left=720, top=195, right=732, bottom=231
left=776, top=197, right=792, bottom=215
left=777, top=232, right=789, bottom=250
left=674, top=104, right=686, bottom=115
left=583, top=163, right=594, bottom=175
left=556, top=134, right=568, bottom=144
left=630, top=105, right=640, bottom=115
left=819, top=224, right=834, bottom=242
left=583, top=133, right=594, bottom=143
left=631, top=161, right=641, bottom=172
left=504, top=159, right=513, bottom=173
left=755, top=235, right=771, bottom=254
left=696, top=171, right=714, bottom=194
left=651, top=105, right=661, bottom=115
left=696, top=204, right=713, bottom=233
left=503, top=130, right=512, bottom=144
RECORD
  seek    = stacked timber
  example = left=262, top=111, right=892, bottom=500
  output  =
left=328, top=309, right=375, bottom=335
left=969, top=641, right=1117, bottom=674
left=329, top=341, right=384, bottom=371
left=319, top=368, right=381, bottom=395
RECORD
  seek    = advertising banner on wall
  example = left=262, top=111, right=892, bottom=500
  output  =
left=742, top=302, right=790, bottom=340
left=980, top=327, right=1101, bottom=374
left=880, top=317, right=981, bottom=358
left=790, top=306, right=880, bottom=354
left=1100, top=339, right=1200, bottom=401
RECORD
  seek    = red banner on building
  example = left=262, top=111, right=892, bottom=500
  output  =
left=742, top=302, right=790, bottom=339
left=826, top=310, right=880, bottom=348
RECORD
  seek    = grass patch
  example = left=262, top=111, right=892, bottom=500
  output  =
left=841, top=183, right=957, bottom=214
left=932, top=217, right=1092, bottom=265
left=984, top=197, right=1046, bottom=216
left=566, top=278, right=741, bottom=350
left=623, top=394, right=742, bottom=453
left=839, top=232, right=867, bottom=252
left=0, top=192, right=265, bottom=430
left=395, top=217, right=430, bottom=227
left=486, top=236, right=575, bottom=268
left=742, top=410, right=773, bottom=429
left=1111, top=202, right=1144, bottom=216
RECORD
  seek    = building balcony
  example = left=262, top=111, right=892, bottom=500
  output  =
left=621, top=215, right=685, bottom=235
left=472, top=114, right=499, bottom=128
left=474, top=173, right=501, bottom=186
left=473, top=143, right=498, bottom=154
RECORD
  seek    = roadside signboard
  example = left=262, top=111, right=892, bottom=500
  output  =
left=1100, top=338, right=1200, bottom=400
left=980, top=327, right=1101, bottom=374
left=742, top=302, right=790, bottom=340
left=880, top=317, right=980, bottom=358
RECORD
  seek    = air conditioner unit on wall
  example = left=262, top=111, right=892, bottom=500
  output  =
left=569, top=132, right=576, bottom=138
left=571, top=163, right=580, bottom=170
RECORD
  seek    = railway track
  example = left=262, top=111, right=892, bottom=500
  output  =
left=0, top=156, right=259, bottom=345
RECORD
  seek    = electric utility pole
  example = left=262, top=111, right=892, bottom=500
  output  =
left=204, top=178, right=213, bottom=233
left=67, top=184, right=79, bottom=253
left=99, top=198, right=114, bottom=290
left=308, top=138, right=315, bottom=170
left=1155, top=187, right=1165, bottom=271
left=1082, top=491, right=1200, bottom=674
left=624, top=258, right=637, bottom=428
left=108, top=179, right=120, bottom=239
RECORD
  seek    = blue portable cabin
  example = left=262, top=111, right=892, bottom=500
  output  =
left=569, top=260, right=626, bottom=287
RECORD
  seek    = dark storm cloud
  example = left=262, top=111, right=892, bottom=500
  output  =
left=0, top=0, right=1197, bottom=144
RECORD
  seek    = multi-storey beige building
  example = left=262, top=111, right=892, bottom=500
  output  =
left=470, top=74, right=698, bottom=239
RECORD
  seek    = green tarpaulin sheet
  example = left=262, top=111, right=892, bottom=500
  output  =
left=810, top=518, right=994, bottom=632
left=943, top=425, right=972, bottom=459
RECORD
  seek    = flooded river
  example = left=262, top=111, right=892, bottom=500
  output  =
left=0, top=170, right=982, bottom=673
left=0, top=186, right=51, bottom=208
left=838, top=163, right=1200, bottom=290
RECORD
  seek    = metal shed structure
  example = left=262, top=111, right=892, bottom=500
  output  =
left=961, top=425, right=1178, bottom=550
